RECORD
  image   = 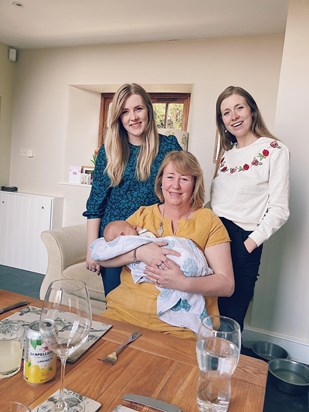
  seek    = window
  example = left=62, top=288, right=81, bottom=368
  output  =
left=98, top=93, right=190, bottom=147
left=98, top=93, right=113, bottom=147
left=150, top=93, right=190, bottom=130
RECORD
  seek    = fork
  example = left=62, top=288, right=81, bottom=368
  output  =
left=97, top=331, right=142, bottom=364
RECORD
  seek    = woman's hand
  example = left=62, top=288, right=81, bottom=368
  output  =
left=136, top=242, right=180, bottom=267
left=144, top=258, right=186, bottom=289
left=86, top=248, right=101, bottom=274
left=244, top=237, right=257, bottom=253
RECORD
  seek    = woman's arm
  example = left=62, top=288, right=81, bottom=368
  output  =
left=97, top=241, right=180, bottom=268
left=144, top=242, right=234, bottom=297
left=83, top=146, right=110, bottom=273
left=249, top=142, right=290, bottom=247
left=86, top=218, right=101, bottom=273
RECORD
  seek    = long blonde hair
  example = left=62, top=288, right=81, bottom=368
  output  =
left=104, top=83, right=159, bottom=186
left=155, top=151, right=205, bottom=210
left=214, top=86, right=277, bottom=176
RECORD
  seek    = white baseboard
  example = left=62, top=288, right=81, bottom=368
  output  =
left=242, top=325, right=309, bottom=365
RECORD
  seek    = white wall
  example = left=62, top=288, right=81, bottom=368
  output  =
left=9, top=35, right=283, bottom=212
left=0, top=43, right=15, bottom=186
left=246, top=0, right=309, bottom=362
left=6, top=13, right=309, bottom=362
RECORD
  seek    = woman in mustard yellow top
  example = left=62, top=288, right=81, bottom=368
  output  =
left=98, top=151, right=234, bottom=339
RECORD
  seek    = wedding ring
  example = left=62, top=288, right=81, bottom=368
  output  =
left=156, top=280, right=160, bottom=286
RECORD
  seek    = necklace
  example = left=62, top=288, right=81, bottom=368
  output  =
left=157, top=205, right=192, bottom=236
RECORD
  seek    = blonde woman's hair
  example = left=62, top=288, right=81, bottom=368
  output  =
left=104, top=83, right=159, bottom=186
left=155, top=151, right=205, bottom=210
left=214, top=86, right=277, bottom=176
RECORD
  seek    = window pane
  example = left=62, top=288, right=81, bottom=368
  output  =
left=167, top=103, right=184, bottom=129
left=153, top=103, right=166, bottom=128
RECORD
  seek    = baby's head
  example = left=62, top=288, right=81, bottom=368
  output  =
left=104, top=220, right=138, bottom=241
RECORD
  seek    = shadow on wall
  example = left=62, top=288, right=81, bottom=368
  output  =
left=249, top=220, right=292, bottom=331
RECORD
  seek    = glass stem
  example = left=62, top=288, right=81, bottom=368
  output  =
left=56, top=356, right=67, bottom=410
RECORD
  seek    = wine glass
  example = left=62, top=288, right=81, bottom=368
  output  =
left=196, top=316, right=241, bottom=412
left=38, top=279, right=92, bottom=412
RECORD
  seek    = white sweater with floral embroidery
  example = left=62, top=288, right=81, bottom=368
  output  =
left=211, top=137, right=290, bottom=247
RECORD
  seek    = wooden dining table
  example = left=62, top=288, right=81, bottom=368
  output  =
left=0, top=290, right=268, bottom=411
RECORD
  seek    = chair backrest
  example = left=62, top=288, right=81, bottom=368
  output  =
left=158, top=128, right=189, bottom=151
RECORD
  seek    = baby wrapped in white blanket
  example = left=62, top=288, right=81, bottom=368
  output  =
left=91, top=224, right=213, bottom=333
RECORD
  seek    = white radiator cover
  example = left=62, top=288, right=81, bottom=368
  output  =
left=0, top=192, right=63, bottom=274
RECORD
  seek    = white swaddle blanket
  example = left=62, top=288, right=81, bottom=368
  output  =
left=91, top=235, right=213, bottom=333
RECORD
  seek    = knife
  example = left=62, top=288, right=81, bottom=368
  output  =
left=0, top=300, right=29, bottom=314
left=122, top=394, right=183, bottom=412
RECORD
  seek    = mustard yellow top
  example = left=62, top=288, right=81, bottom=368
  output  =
left=104, top=204, right=230, bottom=340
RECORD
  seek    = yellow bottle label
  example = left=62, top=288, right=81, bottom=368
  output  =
left=23, top=339, right=57, bottom=384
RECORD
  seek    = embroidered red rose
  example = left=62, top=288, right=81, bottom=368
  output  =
left=221, top=141, right=280, bottom=175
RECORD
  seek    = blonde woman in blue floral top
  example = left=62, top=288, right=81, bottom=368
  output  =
left=211, top=86, right=290, bottom=331
left=83, top=83, right=181, bottom=295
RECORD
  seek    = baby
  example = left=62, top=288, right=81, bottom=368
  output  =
left=103, top=220, right=156, bottom=241
left=91, top=220, right=213, bottom=333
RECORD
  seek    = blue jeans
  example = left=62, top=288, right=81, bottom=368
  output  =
left=101, top=266, right=122, bottom=296
left=218, top=217, right=263, bottom=331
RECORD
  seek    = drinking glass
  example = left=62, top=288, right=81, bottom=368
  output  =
left=0, top=324, right=24, bottom=378
left=196, top=316, right=241, bottom=412
left=5, top=401, right=31, bottom=411
left=38, top=279, right=92, bottom=412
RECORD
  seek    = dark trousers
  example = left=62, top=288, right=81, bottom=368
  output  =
left=101, top=266, right=122, bottom=296
left=218, top=217, right=263, bottom=331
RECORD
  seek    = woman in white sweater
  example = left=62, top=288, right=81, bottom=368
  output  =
left=211, top=86, right=290, bottom=331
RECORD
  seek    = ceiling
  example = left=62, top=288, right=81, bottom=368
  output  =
left=0, top=0, right=289, bottom=50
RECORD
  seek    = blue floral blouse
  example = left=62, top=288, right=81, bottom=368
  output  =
left=83, top=134, right=182, bottom=236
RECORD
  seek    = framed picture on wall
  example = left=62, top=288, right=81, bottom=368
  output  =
left=81, top=166, right=94, bottom=185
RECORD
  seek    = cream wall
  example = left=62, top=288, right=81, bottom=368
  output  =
left=0, top=43, right=15, bottom=186
left=5, top=8, right=309, bottom=363
left=248, top=0, right=309, bottom=361
left=9, top=35, right=283, bottom=222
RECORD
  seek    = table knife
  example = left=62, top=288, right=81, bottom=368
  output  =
left=0, top=300, right=29, bottom=314
left=122, top=394, right=183, bottom=412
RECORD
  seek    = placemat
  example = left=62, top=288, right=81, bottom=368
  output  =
left=0, top=306, right=112, bottom=363
left=32, top=388, right=101, bottom=412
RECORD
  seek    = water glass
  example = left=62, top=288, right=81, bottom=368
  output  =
left=196, top=316, right=241, bottom=412
left=0, top=324, right=25, bottom=378
left=5, top=401, right=31, bottom=411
